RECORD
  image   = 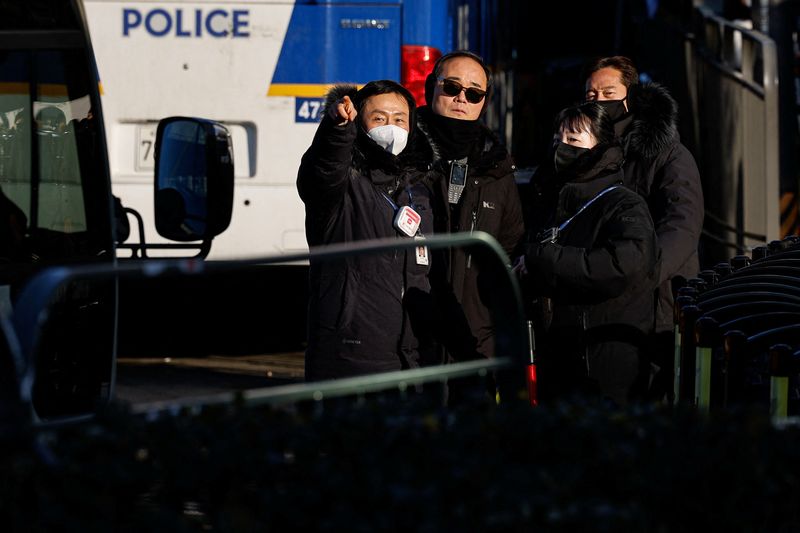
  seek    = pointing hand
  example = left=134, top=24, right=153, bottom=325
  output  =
left=329, top=95, right=357, bottom=126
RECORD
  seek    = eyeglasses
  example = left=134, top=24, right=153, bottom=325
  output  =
left=437, top=78, right=487, bottom=104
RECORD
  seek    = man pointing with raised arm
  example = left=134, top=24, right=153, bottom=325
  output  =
left=297, top=80, right=436, bottom=381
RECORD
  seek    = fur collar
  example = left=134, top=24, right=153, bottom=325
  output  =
left=323, top=84, right=358, bottom=114
left=623, top=82, right=679, bottom=160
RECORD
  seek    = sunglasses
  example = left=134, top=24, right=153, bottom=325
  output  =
left=438, top=78, right=487, bottom=104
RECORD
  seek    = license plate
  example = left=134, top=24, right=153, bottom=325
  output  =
left=135, top=123, right=157, bottom=172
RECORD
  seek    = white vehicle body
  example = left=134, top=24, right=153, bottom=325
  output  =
left=85, top=0, right=308, bottom=259
left=82, top=0, right=446, bottom=259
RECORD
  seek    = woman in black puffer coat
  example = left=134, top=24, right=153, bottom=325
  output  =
left=297, top=80, right=435, bottom=381
left=518, top=102, right=660, bottom=406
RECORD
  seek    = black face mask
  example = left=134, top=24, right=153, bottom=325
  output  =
left=595, top=98, right=628, bottom=122
left=553, top=142, right=590, bottom=174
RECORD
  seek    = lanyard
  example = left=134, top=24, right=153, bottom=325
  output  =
left=380, top=190, right=398, bottom=211
left=557, top=185, right=621, bottom=233
left=379, top=187, right=424, bottom=238
left=379, top=186, right=414, bottom=212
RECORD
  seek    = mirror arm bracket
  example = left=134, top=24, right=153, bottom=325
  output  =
left=121, top=207, right=147, bottom=258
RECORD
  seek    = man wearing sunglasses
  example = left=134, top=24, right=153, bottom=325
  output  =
left=417, top=51, right=524, bottom=369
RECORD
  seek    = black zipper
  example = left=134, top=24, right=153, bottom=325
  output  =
left=466, top=209, right=477, bottom=269
left=465, top=181, right=483, bottom=269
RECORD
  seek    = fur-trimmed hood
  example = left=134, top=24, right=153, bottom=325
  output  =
left=622, top=82, right=679, bottom=160
left=323, top=83, right=359, bottom=116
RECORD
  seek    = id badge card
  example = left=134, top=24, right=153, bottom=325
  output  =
left=415, top=235, right=429, bottom=266
left=394, top=205, right=421, bottom=237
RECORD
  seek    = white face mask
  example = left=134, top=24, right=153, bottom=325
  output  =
left=366, top=124, right=409, bottom=155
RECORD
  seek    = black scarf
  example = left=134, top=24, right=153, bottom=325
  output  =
left=425, top=111, right=482, bottom=160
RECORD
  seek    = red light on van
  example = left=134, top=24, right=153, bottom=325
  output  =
left=401, top=45, right=441, bottom=107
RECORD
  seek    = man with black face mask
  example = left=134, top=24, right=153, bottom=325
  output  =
left=584, top=55, right=704, bottom=403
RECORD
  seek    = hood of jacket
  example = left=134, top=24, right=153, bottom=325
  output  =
left=621, top=82, right=679, bottom=161
left=415, top=106, right=513, bottom=180
left=322, top=84, right=433, bottom=185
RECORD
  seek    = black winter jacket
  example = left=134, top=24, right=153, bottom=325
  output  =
left=618, top=82, right=704, bottom=332
left=297, top=85, right=435, bottom=381
left=416, top=106, right=525, bottom=361
left=525, top=143, right=660, bottom=351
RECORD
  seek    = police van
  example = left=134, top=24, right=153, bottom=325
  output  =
left=82, top=0, right=463, bottom=260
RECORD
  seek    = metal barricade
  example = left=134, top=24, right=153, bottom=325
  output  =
left=2, top=232, right=531, bottom=426
left=673, top=236, right=800, bottom=421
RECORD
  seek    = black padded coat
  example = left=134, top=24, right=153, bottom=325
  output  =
left=617, top=82, right=704, bottom=332
left=297, top=85, right=435, bottom=381
left=524, top=144, right=660, bottom=404
left=416, top=106, right=525, bottom=361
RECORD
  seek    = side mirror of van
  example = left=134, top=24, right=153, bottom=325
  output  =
left=154, top=117, right=234, bottom=243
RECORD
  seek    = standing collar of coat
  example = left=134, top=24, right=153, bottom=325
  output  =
left=558, top=169, right=625, bottom=220
left=620, top=82, right=680, bottom=160
left=558, top=143, right=625, bottom=212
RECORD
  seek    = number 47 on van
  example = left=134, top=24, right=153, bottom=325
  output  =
left=295, top=98, right=323, bottom=123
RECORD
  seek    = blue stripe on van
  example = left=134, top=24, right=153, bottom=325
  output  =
left=269, top=4, right=401, bottom=92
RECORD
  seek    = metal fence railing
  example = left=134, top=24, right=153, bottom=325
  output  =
left=1, top=232, right=530, bottom=427
left=689, top=6, right=780, bottom=257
